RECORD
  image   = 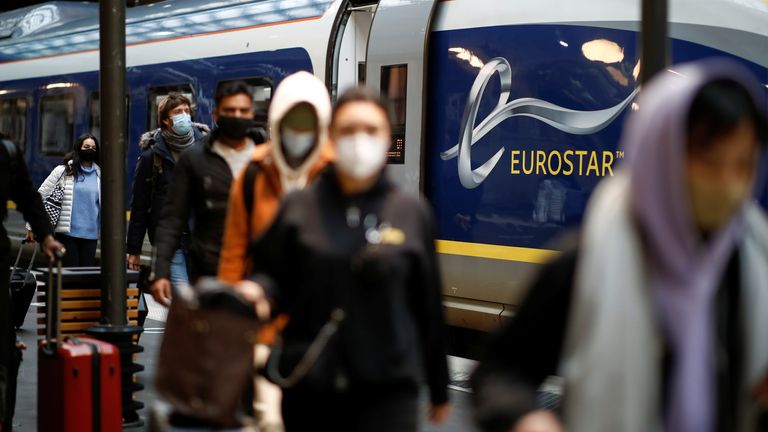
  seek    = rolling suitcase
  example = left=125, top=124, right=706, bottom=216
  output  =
left=9, top=239, right=38, bottom=329
left=38, top=253, right=123, bottom=432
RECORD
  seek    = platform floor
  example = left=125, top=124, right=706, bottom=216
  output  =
left=10, top=294, right=477, bottom=431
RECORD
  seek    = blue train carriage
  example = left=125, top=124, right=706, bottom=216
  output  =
left=412, top=0, right=767, bottom=331
left=1, top=0, right=766, bottom=333
left=0, top=0, right=346, bottom=192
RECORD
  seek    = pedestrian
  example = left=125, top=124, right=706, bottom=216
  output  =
left=218, top=71, right=334, bottom=283
left=236, top=87, right=451, bottom=431
left=150, top=81, right=264, bottom=306
left=29, top=133, right=101, bottom=267
left=472, top=59, right=768, bottom=432
left=0, top=135, right=63, bottom=431
left=126, top=92, right=208, bottom=290
left=218, top=71, right=334, bottom=431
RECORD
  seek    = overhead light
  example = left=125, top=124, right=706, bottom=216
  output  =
left=45, top=83, right=76, bottom=89
left=559, top=41, right=569, bottom=47
left=582, top=39, right=624, bottom=64
left=448, top=47, right=485, bottom=69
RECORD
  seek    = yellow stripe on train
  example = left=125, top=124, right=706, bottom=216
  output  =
left=435, top=240, right=559, bottom=264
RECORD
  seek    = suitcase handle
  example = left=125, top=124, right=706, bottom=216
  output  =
left=9, top=239, right=36, bottom=283
left=43, top=248, right=66, bottom=353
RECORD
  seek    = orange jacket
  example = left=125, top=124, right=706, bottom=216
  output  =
left=217, top=142, right=334, bottom=284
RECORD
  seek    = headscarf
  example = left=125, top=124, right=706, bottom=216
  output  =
left=623, top=58, right=766, bottom=432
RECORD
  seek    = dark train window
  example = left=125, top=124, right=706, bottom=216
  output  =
left=148, top=84, right=194, bottom=131
left=381, top=64, right=407, bottom=164
left=89, top=92, right=130, bottom=141
left=40, top=93, right=75, bottom=156
left=0, top=97, right=27, bottom=152
left=215, top=78, right=272, bottom=124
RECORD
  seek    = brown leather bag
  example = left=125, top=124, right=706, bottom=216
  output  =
left=155, top=278, right=259, bottom=428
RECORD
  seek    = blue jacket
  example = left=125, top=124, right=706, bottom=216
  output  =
left=126, top=125, right=208, bottom=255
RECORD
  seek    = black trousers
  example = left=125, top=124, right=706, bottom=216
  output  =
left=281, top=384, right=419, bottom=432
left=56, top=233, right=97, bottom=267
left=0, top=256, right=21, bottom=431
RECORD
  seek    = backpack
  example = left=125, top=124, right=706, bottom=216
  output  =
left=139, top=123, right=211, bottom=195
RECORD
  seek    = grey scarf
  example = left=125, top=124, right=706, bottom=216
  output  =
left=161, top=128, right=195, bottom=154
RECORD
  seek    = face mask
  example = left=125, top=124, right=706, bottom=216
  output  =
left=80, top=149, right=97, bottom=163
left=216, top=116, right=255, bottom=140
left=281, top=129, right=316, bottom=160
left=688, top=177, right=750, bottom=232
left=335, top=133, right=389, bottom=180
left=171, top=113, right=192, bottom=136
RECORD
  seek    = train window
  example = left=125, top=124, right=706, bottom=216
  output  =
left=0, top=98, right=27, bottom=152
left=215, top=78, right=272, bottom=122
left=381, top=65, right=407, bottom=164
left=148, top=84, right=194, bottom=131
left=89, top=92, right=130, bottom=141
left=39, top=94, right=75, bottom=156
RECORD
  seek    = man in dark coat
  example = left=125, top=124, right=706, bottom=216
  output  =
left=150, top=81, right=263, bottom=304
left=126, top=92, right=208, bottom=289
left=0, top=136, right=63, bottom=431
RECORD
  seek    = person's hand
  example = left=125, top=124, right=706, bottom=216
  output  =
left=25, top=230, right=35, bottom=242
left=151, top=278, right=172, bottom=307
left=428, top=403, right=451, bottom=424
left=512, top=410, right=563, bottom=432
left=127, top=254, right=141, bottom=271
left=234, top=280, right=271, bottom=321
left=40, top=235, right=65, bottom=261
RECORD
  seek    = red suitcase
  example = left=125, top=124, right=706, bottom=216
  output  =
left=38, top=255, right=123, bottom=432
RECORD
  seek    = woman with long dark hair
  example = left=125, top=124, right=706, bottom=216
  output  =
left=30, top=133, right=102, bottom=266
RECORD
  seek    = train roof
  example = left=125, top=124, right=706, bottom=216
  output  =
left=0, top=0, right=333, bottom=63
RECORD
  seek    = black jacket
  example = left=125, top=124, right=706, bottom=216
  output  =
left=0, top=139, right=52, bottom=256
left=249, top=168, right=450, bottom=405
left=153, top=130, right=263, bottom=281
left=471, top=245, right=755, bottom=432
left=126, top=127, right=207, bottom=255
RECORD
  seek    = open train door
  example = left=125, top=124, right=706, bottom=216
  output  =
left=365, top=0, right=438, bottom=194
left=327, top=1, right=378, bottom=101
left=327, top=0, right=437, bottom=193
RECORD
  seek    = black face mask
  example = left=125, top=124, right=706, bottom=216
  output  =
left=216, top=116, right=255, bottom=140
left=80, top=149, right=97, bottom=162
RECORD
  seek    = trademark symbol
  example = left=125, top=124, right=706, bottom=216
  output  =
left=615, top=150, right=625, bottom=159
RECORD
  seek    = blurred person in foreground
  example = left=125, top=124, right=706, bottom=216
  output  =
left=1, top=135, right=63, bottom=431
left=218, top=71, right=334, bottom=431
left=236, top=87, right=451, bottom=431
left=472, top=59, right=768, bottom=432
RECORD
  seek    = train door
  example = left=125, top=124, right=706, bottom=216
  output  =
left=327, top=0, right=377, bottom=101
left=365, top=0, right=438, bottom=194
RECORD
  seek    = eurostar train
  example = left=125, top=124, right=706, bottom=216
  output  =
left=1, top=0, right=767, bottom=331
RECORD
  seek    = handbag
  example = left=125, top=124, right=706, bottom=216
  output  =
left=43, top=171, right=65, bottom=228
left=155, top=278, right=260, bottom=428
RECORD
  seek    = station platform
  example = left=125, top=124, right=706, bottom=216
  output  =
left=9, top=295, right=477, bottom=431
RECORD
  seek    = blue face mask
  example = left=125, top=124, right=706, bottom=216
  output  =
left=171, top=113, right=193, bottom=135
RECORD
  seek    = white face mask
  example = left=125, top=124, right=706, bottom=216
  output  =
left=281, top=129, right=316, bottom=160
left=335, top=133, right=389, bottom=180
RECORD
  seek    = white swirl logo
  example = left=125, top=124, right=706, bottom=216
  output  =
left=441, top=57, right=639, bottom=189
